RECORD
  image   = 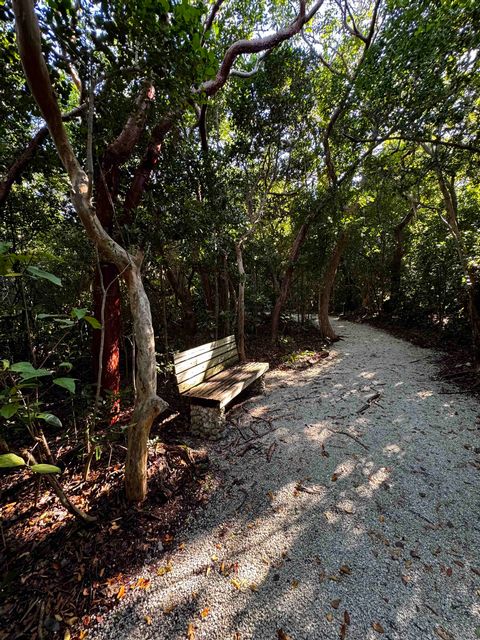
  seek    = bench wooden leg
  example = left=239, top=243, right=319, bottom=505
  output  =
left=190, top=404, right=226, bottom=440
left=252, top=373, right=266, bottom=395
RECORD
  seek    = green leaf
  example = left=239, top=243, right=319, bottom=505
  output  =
left=0, top=453, right=25, bottom=468
left=30, top=463, right=62, bottom=474
left=53, top=377, right=76, bottom=393
left=26, top=265, right=62, bottom=287
left=59, top=362, right=73, bottom=372
left=10, top=362, right=52, bottom=380
left=71, top=307, right=87, bottom=320
left=0, top=241, right=12, bottom=255
left=53, top=318, right=75, bottom=327
left=36, top=412, right=62, bottom=428
left=84, top=315, right=102, bottom=329
left=0, top=403, right=19, bottom=419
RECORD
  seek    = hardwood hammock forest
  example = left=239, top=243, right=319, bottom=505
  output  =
left=1, top=1, right=479, bottom=639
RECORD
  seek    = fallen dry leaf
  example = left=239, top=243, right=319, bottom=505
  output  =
left=200, top=607, right=210, bottom=619
left=326, top=612, right=334, bottom=622
left=187, top=622, right=196, bottom=640
left=372, top=622, right=385, bottom=634
left=340, top=622, right=347, bottom=639
left=144, top=615, right=152, bottom=625
left=277, top=630, right=291, bottom=640
left=331, top=599, right=341, bottom=609
left=291, top=579, right=299, bottom=589
left=339, top=565, right=352, bottom=575
left=64, top=631, right=71, bottom=640
left=331, top=473, right=339, bottom=482
left=116, top=585, right=126, bottom=600
left=157, top=562, right=172, bottom=577
left=231, top=578, right=243, bottom=590
left=344, top=611, right=351, bottom=625
left=135, top=577, right=150, bottom=590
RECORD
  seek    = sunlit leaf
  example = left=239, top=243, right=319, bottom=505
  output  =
left=30, top=463, right=62, bottom=474
left=84, top=315, right=102, bottom=329
left=0, top=453, right=25, bottom=468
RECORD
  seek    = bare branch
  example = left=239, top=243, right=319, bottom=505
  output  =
left=201, top=0, right=227, bottom=45
left=105, top=82, right=155, bottom=164
left=0, top=103, right=86, bottom=209
left=196, top=0, right=324, bottom=97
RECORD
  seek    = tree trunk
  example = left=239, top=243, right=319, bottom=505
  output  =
left=271, top=220, right=310, bottom=341
left=390, top=203, right=416, bottom=310
left=318, top=228, right=349, bottom=340
left=124, top=263, right=168, bottom=501
left=219, top=252, right=230, bottom=335
left=199, top=266, right=214, bottom=313
left=235, top=242, right=246, bottom=361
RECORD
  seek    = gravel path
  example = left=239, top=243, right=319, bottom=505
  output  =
left=92, top=319, right=480, bottom=640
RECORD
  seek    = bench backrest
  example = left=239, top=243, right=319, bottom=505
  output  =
left=173, top=335, right=239, bottom=393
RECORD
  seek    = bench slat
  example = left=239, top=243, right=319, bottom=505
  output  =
left=174, top=335, right=236, bottom=366
left=177, top=353, right=240, bottom=393
left=176, top=346, right=238, bottom=386
left=183, top=362, right=268, bottom=407
left=174, top=342, right=237, bottom=376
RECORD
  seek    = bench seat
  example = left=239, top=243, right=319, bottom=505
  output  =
left=183, top=361, right=269, bottom=407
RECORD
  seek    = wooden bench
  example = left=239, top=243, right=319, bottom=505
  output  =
left=173, top=335, right=269, bottom=440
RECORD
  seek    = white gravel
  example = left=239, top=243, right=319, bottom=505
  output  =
left=91, top=318, right=480, bottom=640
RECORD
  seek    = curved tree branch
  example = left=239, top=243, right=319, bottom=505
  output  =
left=196, top=0, right=324, bottom=97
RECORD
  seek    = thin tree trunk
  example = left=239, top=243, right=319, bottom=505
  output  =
left=271, top=220, right=311, bottom=341
left=222, top=252, right=230, bottom=335
left=318, top=229, right=349, bottom=340
left=235, top=242, right=246, bottom=361
left=390, top=202, right=416, bottom=309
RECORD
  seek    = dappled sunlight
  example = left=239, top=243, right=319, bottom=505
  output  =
left=417, top=389, right=434, bottom=398
left=383, top=443, right=403, bottom=456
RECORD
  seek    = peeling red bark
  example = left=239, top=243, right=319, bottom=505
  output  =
left=93, top=263, right=121, bottom=414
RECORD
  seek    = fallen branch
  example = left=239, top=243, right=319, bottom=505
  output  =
left=326, top=427, right=369, bottom=450
left=357, top=391, right=382, bottom=414
left=266, top=441, right=277, bottom=462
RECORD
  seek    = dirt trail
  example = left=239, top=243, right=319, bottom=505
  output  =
left=92, top=318, right=480, bottom=640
